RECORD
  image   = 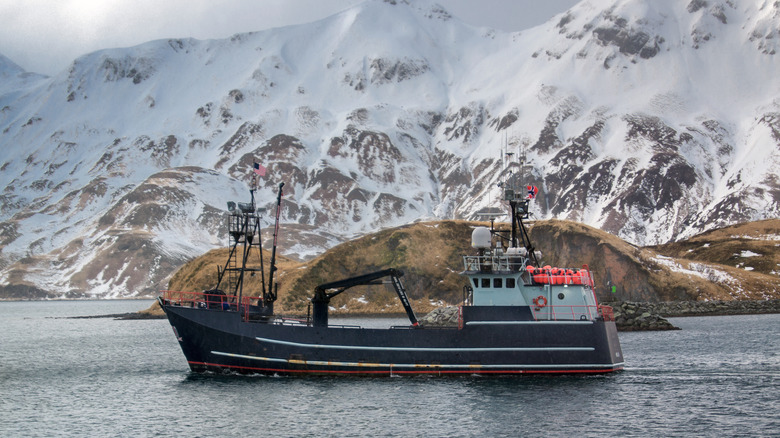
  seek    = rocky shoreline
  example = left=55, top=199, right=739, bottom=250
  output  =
left=606, top=299, right=780, bottom=331
left=606, top=302, right=678, bottom=331
left=606, top=299, right=780, bottom=317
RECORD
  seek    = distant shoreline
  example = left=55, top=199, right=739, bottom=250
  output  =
left=0, top=297, right=155, bottom=302
left=604, top=299, right=780, bottom=318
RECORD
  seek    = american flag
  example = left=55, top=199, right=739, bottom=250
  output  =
left=253, top=162, right=266, bottom=177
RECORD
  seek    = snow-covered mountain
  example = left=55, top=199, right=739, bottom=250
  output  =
left=1, top=0, right=778, bottom=298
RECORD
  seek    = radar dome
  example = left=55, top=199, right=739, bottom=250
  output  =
left=471, top=227, right=492, bottom=249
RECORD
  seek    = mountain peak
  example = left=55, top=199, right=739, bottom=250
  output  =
left=0, top=53, right=47, bottom=95
left=1, top=0, right=778, bottom=299
left=359, top=0, right=452, bottom=20
left=0, top=53, right=25, bottom=76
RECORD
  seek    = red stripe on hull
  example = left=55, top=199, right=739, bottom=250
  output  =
left=188, top=361, right=623, bottom=376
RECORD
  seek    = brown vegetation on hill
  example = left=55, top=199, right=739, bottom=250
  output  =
left=534, top=219, right=780, bottom=301
left=167, top=219, right=780, bottom=315
left=167, top=247, right=299, bottom=297
left=275, top=221, right=475, bottom=314
left=169, top=221, right=476, bottom=315
left=649, top=219, right=780, bottom=276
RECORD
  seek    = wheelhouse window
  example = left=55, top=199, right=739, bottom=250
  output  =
left=472, top=278, right=478, bottom=288
left=493, top=278, right=503, bottom=288
left=481, top=278, right=490, bottom=288
left=506, top=278, right=516, bottom=288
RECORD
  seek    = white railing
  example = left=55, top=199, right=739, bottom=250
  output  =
left=463, top=255, right=527, bottom=273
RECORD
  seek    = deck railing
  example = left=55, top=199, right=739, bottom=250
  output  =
left=160, top=289, right=266, bottom=317
left=598, top=305, right=615, bottom=321
left=162, top=290, right=245, bottom=309
left=161, top=291, right=616, bottom=324
left=161, top=290, right=311, bottom=324
left=463, top=255, right=528, bottom=273
left=530, top=304, right=615, bottom=322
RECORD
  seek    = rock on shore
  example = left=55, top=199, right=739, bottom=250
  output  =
left=605, top=299, right=780, bottom=317
left=608, top=302, right=678, bottom=331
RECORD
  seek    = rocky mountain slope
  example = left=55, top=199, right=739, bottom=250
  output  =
left=167, top=218, right=780, bottom=315
left=1, top=0, right=779, bottom=298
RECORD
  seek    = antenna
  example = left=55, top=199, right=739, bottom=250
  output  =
left=266, top=182, right=284, bottom=308
left=505, top=151, right=515, bottom=192
left=519, top=139, right=525, bottom=189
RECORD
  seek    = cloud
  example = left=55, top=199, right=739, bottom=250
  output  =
left=0, top=0, right=577, bottom=76
left=0, top=0, right=365, bottom=75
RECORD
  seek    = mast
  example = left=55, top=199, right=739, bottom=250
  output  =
left=212, top=175, right=273, bottom=315
left=501, top=138, right=540, bottom=267
left=235, top=183, right=266, bottom=310
left=265, top=182, right=284, bottom=310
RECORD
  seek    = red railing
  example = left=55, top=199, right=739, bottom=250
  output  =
left=161, top=290, right=314, bottom=325
left=598, top=305, right=614, bottom=321
left=161, top=290, right=261, bottom=312
left=531, top=304, right=615, bottom=322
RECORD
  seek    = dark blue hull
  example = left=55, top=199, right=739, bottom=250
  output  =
left=163, top=305, right=624, bottom=376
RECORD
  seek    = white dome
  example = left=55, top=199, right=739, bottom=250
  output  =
left=471, top=227, right=492, bottom=249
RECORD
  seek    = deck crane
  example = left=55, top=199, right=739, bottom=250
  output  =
left=311, top=269, right=418, bottom=328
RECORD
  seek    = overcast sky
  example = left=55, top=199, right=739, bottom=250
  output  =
left=0, top=0, right=579, bottom=76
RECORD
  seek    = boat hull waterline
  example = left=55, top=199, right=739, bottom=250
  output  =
left=164, top=305, right=624, bottom=376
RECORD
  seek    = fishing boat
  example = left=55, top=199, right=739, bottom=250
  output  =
left=159, top=173, right=624, bottom=376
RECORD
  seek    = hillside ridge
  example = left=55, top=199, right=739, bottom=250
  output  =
left=167, top=217, right=780, bottom=314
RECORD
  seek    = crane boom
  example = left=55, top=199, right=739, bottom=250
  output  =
left=311, top=269, right=418, bottom=327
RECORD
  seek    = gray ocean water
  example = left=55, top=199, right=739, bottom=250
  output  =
left=1, top=300, right=778, bottom=437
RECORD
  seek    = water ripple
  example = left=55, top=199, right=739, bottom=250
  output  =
left=2, top=302, right=778, bottom=437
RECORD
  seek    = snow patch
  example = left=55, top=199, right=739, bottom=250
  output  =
left=653, top=255, right=736, bottom=286
left=731, top=234, right=780, bottom=241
